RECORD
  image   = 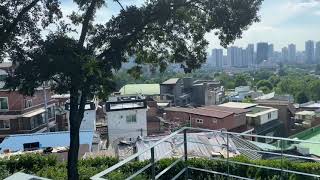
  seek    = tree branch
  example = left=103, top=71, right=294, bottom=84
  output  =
left=0, top=0, right=40, bottom=47
left=78, top=0, right=97, bottom=47
left=114, top=0, right=125, bottom=11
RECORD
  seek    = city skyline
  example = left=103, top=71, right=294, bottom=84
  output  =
left=55, top=0, right=320, bottom=53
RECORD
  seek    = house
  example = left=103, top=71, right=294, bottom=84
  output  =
left=294, top=111, right=317, bottom=128
left=256, top=99, right=296, bottom=137
left=160, top=78, right=185, bottom=106
left=0, top=88, right=56, bottom=138
left=164, top=105, right=248, bottom=132
left=160, top=77, right=224, bottom=107
left=0, top=63, right=56, bottom=138
left=227, top=86, right=263, bottom=102
left=298, top=101, right=320, bottom=111
left=65, top=101, right=96, bottom=131
left=106, top=95, right=148, bottom=145
left=219, top=102, right=283, bottom=142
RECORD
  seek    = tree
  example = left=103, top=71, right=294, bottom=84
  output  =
left=0, top=0, right=62, bottom=61
left=268, top=75, right=280, bottom=87
left=295, top=91, right=309, bottom=104
left=234, top=74, right=248, bottom=87
left=315, top=64, right=320, bottom=75
left=308, top=80, right=320, bottom=101
left=5, top=0, right=263, bottom=179
left=256, top=80, right=273, bottom=91
left=259, top=86, right=271, bottom=94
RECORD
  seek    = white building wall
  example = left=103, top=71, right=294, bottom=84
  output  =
left=260, top=110, right=278, bottom=125
left=107, top=108, right=147, bottom=144
left=67, top=109, right=96, bottom=131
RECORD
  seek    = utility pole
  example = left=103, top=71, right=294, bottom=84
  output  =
left=43, top=83, right=49, bottom=132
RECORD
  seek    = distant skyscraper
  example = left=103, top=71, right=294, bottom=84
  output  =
left=315, top=41, right=320, bottom=64
left=305, top=40, right=315, bottom=63
left=268, top=44, right=274, bottom=60
left=256, top=42, right=269, bottom=64
left=227, top=46, right=237, bottom=67
left=246, top=44, right=254, bottom=66
left=211, top=49, right=223, bottom=68
left=288, top=44, right=296, bottom=62
left=281, top=47, right=288, bottom=62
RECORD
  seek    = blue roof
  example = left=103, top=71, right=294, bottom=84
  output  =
left=0, top=131, right=94, bottom=153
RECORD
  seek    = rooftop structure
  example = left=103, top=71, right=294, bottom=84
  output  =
left=119, top=84, right=160, bottom=95
left=290, top=126, right=320, bottom=156
left=0, top=130, right=94, bottom=154
left=219, top=102, right=257, bottom=109
left=161, top=78, right=180, bottom=85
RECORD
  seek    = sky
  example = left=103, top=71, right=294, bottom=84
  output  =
left=57, top=0, right=320, bottom=52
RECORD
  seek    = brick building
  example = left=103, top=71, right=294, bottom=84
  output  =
left=0, top=88, right=56, bottom=137
left=164, top=106, right=248, bottom=132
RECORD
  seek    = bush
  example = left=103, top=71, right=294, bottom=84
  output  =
left=1, top=154, right=320, bottom=180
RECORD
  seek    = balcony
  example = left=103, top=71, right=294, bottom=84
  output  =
left=91, top=127, right=320, bottom=180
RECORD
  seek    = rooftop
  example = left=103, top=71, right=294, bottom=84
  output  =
left=165, top=107, right=234, bottom=119
left=119, top=84, right=160, bottom=95
left=219, top=102, right=257, bottom=109
left=161, top=78, right=180, bottom=85
left=291, top=126, right=320, bottom=156
left=202, top=105, right=250, bottom=114
left=296, top=111, right=316, bottom=116
left=246, top=106, right=277, bottom=117
left=0, top=130, right=94, bottom=154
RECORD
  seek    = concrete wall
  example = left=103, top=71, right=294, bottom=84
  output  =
left=260, top=110, right=278, bottom=125
left=107, top=108, right=147, bottom=144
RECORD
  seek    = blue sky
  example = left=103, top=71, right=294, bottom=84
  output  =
left=58, top=0, right=320, bottom=51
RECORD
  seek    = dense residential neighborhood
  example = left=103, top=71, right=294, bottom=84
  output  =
left=1, top=0, right=320, bottom=179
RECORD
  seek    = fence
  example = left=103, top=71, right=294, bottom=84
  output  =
left=91, top=127, right=320, bottom=180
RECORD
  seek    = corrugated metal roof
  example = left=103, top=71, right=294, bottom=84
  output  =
left=161, top=78, right=180, bottom=85
left=4, top=172, right=50, bottom=180
left=135, top=132, right=240, bottom=161
left=119, top=84, right=160, bottom=95
left=0, top=131, right=94, bottom=153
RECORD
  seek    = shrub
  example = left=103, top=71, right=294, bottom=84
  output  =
left=2, top=154, right=320, bottom=180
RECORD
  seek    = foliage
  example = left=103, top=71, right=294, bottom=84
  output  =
left=234, top=74, right=249, bottom=87
left=0, top=0, right=62, bottom=60
left=3, top=0, right=263, bottom=178
left=0, top=165, right=10, bottom=180
left=315, top=64, right=320, bottom=75
left=295, top=91, right=309, bottom=104
left=2, top=154, right=320, bottom=180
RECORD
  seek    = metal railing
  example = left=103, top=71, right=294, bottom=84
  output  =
left=91, top=127, right=320, bottom=180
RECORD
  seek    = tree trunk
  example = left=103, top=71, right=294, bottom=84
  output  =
left=67, top=86, right=87, bottom=180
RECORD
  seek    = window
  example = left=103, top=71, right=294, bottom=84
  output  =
left=268, top=112, right=272, bottom=119
left=0, top=120, right=10, bottom=129
left=196, top=119, right=203, bottom=124
left=30, top=114, right=45, bottom=129
left=47, top=106, right=55, bottom=119
left=0, top=97, right=8, bottom=110
left=126, top=114, right=137, bottom=123
left=24, top=99, right=32, bottom=108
